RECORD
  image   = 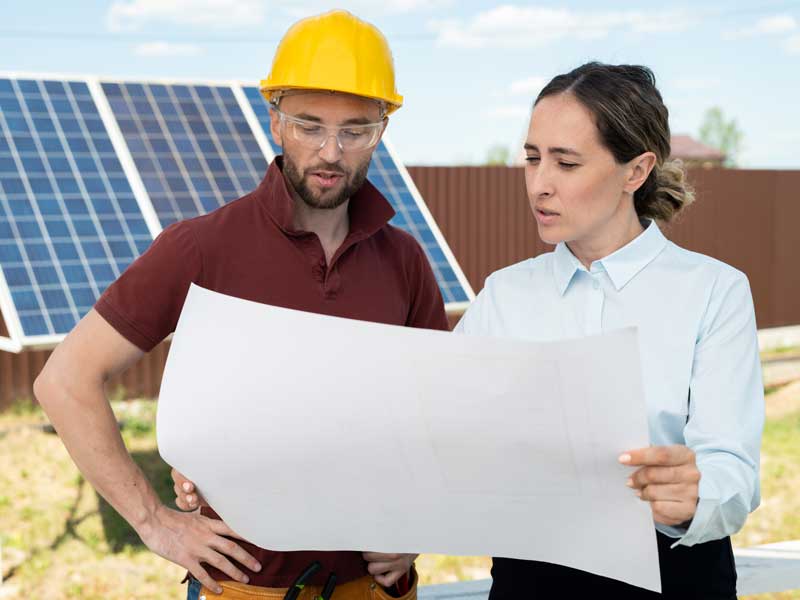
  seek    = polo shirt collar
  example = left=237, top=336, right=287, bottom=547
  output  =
left=258, top=156, right=396, bottom=239
left=552, top=219, right=668, bottom=295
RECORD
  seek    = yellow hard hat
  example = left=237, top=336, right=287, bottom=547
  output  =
left=260, top=10, right=403, bottom=114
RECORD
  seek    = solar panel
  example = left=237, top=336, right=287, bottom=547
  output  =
left=103, top=82, right=270, bottom=227
left=0, top=78, right=152, bottom=342
left=240, top=85, right=473, bottom=305
left=0, top=75, right=473, bottom=351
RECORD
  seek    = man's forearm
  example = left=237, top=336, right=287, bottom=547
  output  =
left=34, top=373, right=162, bottom=532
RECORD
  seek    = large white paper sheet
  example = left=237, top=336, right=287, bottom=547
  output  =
left=157, top=284, right=660, bottom=592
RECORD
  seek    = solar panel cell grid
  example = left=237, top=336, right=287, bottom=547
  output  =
left=103, top=82, right=269, bottom=227
left=1, top=76, right=471, bottom=345
left=0, top=78, right=151, bottom=337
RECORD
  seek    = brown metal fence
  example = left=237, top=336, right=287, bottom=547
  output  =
left=1, top=167, right=798, bottom=409
left=412, top=166, right=800, bottom=330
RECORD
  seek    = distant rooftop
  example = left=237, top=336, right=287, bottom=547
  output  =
left=670, top=134, right=726, bottom=162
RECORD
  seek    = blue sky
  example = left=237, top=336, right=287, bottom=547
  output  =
left=2, top=0, right=799, bottom=168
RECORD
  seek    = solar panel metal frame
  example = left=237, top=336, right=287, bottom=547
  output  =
left=0, top=264, right=24, bottom=352
left=0, top=73, right=473, bottom=352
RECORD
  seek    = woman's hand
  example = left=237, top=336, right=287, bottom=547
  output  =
left=362, top=552, right=417, bottom=587
left=620, top=445, right=701, bottom=526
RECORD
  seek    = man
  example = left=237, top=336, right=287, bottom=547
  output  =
left=34, top=10, right=446, bottom=599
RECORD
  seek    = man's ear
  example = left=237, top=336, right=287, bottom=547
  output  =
left=377, top=117, right=389, bottom=143
left=269, top=107, right=283, bottom=148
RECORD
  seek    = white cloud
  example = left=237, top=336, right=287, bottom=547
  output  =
left=625, top=11, right=698, bottom=34
left=486, top=105, right=531, bottom=119
left=134, top=41, right=204, bottom=57
left=724, top=14, right=797, bottom=39
left=285, top=0, right=453, bottom=19
left=758, top=15, right=798, bottom=34
left=786, top=33, right=800, bottom=54
left=509, top=76, right=547, bottom=96
left=107, top=0, right=266, bottom=31
left=429, top=5, right=697, bottom=48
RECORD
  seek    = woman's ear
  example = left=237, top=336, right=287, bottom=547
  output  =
left=624, top=151, right=657, bottom=195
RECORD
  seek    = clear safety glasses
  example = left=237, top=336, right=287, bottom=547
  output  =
left=272, top=107, right=384, bottom=153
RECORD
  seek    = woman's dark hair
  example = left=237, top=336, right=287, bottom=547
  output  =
left=535, top=62, right=694, bottom=222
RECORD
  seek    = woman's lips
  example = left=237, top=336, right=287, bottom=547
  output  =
left=534, top=207, right=560, bottom=225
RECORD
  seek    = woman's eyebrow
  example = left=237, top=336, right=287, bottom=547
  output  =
left=524, top=142, right=582, bottom=157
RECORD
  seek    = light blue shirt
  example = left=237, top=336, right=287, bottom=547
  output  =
left=455, top=220, right=764, bottom=546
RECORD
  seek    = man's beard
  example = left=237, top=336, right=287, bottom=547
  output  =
left=283, top=153, right=370, bottom=210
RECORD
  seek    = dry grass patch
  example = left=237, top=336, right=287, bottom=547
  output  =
left=1, top=395, right=798, bottom=598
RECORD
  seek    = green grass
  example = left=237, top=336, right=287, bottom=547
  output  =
left=1, top=397, right=798, bottom=598
left=732, top=408, right=800, bottom=599
left=0, top=399, right=184, bottom=599
left=761, top=345, right=800, bottom=361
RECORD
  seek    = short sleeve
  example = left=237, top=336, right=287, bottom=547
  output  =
left=94, top=221, right=203, bottom=352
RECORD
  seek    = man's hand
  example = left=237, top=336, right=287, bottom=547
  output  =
left=138, top=504, right=261, bottom=595
left=619, top=444, right=700, bottom=526
left=362, top=552, right=417, bottom=587
left=172, top=468, right=207, bottom=511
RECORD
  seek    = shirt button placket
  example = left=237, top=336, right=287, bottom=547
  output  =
left=587, top=276, right=604, bottom=335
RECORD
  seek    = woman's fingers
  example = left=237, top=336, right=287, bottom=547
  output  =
left=620, top=444, right=695, bottom=467
left=636, top=482, right=696, bottom=503
left=632, top=481, right=698, bottom=525
left=620, top=446, right=700, bottom=524
left=628, top=463, right=701, bottom=488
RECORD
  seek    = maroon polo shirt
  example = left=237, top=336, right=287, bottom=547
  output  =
left=95, top=157, right=448, bottom=587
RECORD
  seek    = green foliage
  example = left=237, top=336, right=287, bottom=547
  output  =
left=698, top=107, right=744, bottom=168
left=8, top=396, right=40, bottom=416
left=485, top=144, right=511, bottom=166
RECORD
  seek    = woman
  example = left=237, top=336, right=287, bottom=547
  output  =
left=456, top=62, right=763, bottom=599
